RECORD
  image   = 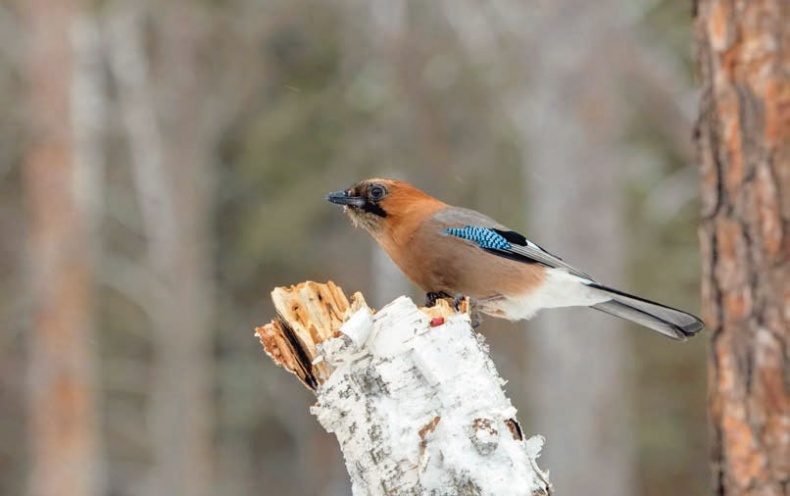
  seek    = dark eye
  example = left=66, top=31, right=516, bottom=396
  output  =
left=369, top=185, right=385, bottom=201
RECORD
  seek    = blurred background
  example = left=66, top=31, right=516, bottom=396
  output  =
left=3, top=0, right=707, bottom=495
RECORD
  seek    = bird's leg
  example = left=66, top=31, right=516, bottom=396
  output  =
left=425, top=291, right=453, bottom=307
left=458, top=296, right=486, bottom=327
left=469, top=302, right=482, bottom=328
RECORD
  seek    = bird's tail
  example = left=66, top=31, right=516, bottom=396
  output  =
left=586, top=282, right=704, bottom=341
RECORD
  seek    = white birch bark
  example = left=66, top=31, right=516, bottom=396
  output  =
left=258, top=283, right=551, bottom=496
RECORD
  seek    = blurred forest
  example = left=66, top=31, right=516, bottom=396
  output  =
left=2, top=1, right=707, bottom=495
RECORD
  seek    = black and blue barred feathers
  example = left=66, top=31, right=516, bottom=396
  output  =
left=443, top=226, right=511, bottom=250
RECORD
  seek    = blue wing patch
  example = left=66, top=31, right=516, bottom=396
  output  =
left=443, top=226, right=511, bottom=250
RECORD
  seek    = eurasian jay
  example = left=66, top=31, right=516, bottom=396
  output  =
left=327, top=178, right=704, bottom=340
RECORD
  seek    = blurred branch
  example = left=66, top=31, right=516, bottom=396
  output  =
left=105, top=5, right=215, bottom=495
left=72, top=13, right=105, bottom=263
left=256, top=281, right=551, bottom=495
left=105, top=4, right=178, bottom=270
left=103, top=183, right=146, bottom=233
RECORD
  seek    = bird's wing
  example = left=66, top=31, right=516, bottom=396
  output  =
left=434, top=207, right=593, bottom=279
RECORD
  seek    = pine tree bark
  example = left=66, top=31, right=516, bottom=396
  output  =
left=24, top=1, right=100, bottom=495
left=695, top=1, right=789, bottom=495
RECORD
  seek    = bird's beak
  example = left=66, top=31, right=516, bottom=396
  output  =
left=326, top=190, right=366, bottom=208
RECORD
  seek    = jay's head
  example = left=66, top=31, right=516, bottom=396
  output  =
left=327, top=178, right=444, bottom=234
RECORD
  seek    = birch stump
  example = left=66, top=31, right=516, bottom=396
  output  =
left=256, top=281, right=551, bottom=496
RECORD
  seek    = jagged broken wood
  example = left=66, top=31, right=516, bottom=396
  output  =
left=256, top=281, right=551, bottom=496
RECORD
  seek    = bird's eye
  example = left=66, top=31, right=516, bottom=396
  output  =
left=369, top=185, right=386, bottom=201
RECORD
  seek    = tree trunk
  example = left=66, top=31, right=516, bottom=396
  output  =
left=24, top=1, right=101, bottom=495
left=106, top=4, right=215, bottom=495
left=695, top=1, right=789, bottom=495
left=257, top=282, right=551, bottom=496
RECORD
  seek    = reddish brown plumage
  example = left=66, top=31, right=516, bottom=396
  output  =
left=342, top=179, right=546, bottom=302
left=329, top=178, right=704, bottom=338
left=395, top=215, right=547, bottom=301
left=368, top=179, right=448, bottom=249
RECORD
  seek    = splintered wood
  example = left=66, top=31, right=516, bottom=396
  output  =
left=255, top=281, right=463, bottom=389
left=255, top=281, right=366, bottom=389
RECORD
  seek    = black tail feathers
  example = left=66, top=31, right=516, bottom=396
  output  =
left=587, top=283, right=704, bottom=341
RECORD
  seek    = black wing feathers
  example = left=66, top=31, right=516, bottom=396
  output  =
left=488, top=229, right=592, bottom=279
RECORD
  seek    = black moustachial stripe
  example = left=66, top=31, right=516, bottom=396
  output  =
left=362, top=201, right=387, bottom=217
left=363, top=201, right=388, bottom=218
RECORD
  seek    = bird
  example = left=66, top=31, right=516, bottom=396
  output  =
left=326, top=178, right=705, bottom=340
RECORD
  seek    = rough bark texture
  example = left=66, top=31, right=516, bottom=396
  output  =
left=695, top=1, right=790, bottom=495
left=257, top=282, right=551, bottom=496
left=24, top=1, right=100, bottom=495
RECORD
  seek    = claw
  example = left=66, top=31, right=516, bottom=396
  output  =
left=452, top=295, right=465, bottom=311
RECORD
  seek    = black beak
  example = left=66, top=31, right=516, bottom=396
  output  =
left=326, top=190, right=366, bottom=208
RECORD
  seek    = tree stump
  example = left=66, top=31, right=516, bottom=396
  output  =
left=256, top=281, right=551, bottom=496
